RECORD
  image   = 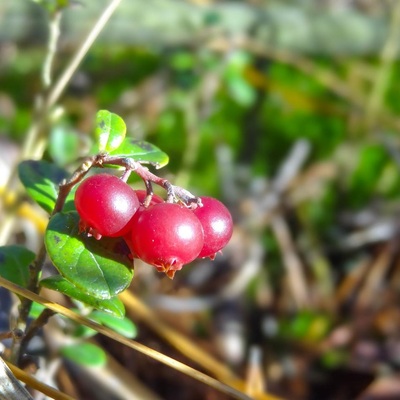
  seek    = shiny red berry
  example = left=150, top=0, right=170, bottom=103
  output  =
left=192, top=196, right=233, bottom=258
left=122, top=190, right=164, bottom=258
left=75, top=173, right=140, bottom=237
left=130, top=202, right=204, bottom=278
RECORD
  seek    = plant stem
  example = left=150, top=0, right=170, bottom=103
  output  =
left=20, top=309, right=55, bottom=355
left=45, top=0, right=122, bottom=111
left=54, top=153, right=202, bottom=216
left=42, top=10, right=62, bottom=89
left=10, top=244, right=48, bottom=364
left=23, top=0, right=123, bottom=160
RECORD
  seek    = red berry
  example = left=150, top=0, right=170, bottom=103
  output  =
left=130, top=202, right=204, bottom=278
left=122, top=191, right=164, bottom=257
left=192, top=196, right=233, bottom=258
left=75, top=174, right=140, bottom=237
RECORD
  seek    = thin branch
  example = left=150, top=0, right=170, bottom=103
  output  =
left=45, top=0, right=122, bottom=111
left=54, top=153, right=201, bottom=215
left=21, top=0, right=122, bottom=160
left=20, top=309, right=56, bottom=354
left=42, top=10, right=62, bottom=89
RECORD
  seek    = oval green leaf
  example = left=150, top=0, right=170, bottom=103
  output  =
left=110, top=138, right=169, bottom=169
left=44, top=212, right=134, bottom=300
left=18, top=160, right=70, bottom=214
left=60, top=343, right=107, bottom=367
left=90, top=310, right=137, bottom=338
left=95, top=110, right=126, bottom=153
left=0, top=245, right=35, bottom=289
left=49, top=125, right=80, bottom=167
left=40, top=275, right=125, bottom=318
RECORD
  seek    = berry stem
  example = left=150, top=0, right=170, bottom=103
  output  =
left=53, top=153, right=201, bottom=215
left=143, top=180, right=154, bottom=207
left=53, top=154, right=100, bottom=215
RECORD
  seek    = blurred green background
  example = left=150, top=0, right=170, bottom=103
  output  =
left=2, top=1, right=400, bottom=399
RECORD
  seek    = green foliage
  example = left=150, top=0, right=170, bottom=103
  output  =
left=320, top=349, right=349, bottom=369
left=348, top=144, right=389, bottom=208
left=18, top=160, right=70, bottom=214
left=32, top=0, right=70, bottom=14
left=151, top=108, right=186, bottom=172
left=48, top=125, right=81, bottom=167
left=60, top=343, right=107, bottom=367
left=40, top=276, right=125, bottom=318
left=280, top=311, right=331, bottom=342
left=94, top=110, right=126, bottom=153
left=223, top=51, right=256, bottom=107
left=298, top=181, right=339, bottom=234
left=0, top=245, right=35, bottom=289
left=45, top=212, right=134, bottom=300
left=110, top=138, right=169, bottom=168
left=89, top=311, right=137, bottom=338
left=29, top=302, right=46, bottom=319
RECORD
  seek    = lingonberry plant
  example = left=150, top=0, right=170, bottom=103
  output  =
left=8, top=110, right=233, bottom=321
left=0, top=109, right=234, bottom=389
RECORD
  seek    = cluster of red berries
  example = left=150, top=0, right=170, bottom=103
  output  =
left=74, top=174, right=233, bottom=278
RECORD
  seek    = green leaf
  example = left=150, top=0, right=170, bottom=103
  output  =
left=49, top=125, right=80, bottom=167
left=29, top=302, right=46, bottom=319
left=60, top=343, right=107, bottom=367
left=44, top=212, right=134, bottom=300
left=348, top=144, right=388, bottom=208
left=110, top=138, right=169, bottom=169
left=95, top=110, right=126, bottom=153
left=170, top=51, right=195, bottom=71
left=72, top=324, right=97, bottom=339
left=227, top=76, right=256, bottom=107
left=40, top=276, right=125, bottom=318
left=0, top=245, right=35, bottom=288
left=90, top=311, right=137, bottom=338
left=18, top=160, right=70, bottom=214
left=32, top=0, right=70, bottom=14
left=321, top=349, right=348, bottom=369
left=224, top=50, right=256, bottom=107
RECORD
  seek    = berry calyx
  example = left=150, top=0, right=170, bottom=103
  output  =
left=75, top=173, right=140, bottom=238
left=130, top=202, right=204, bottom=278
left=192, top=196, right=233, bottom=258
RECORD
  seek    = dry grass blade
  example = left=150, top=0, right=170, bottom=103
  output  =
left=0, top=357, right=33, bottom=400
left=271, top=215, right=309, bottom=308
left=356, top=244, right=393, bottom=309
left=0, top=276, right=251, bottom=400
left=5, top=361, right=74, bottom=400
left=120, top=291, right=235, bottom=381
left=120, top=291, right=283, bottom=400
